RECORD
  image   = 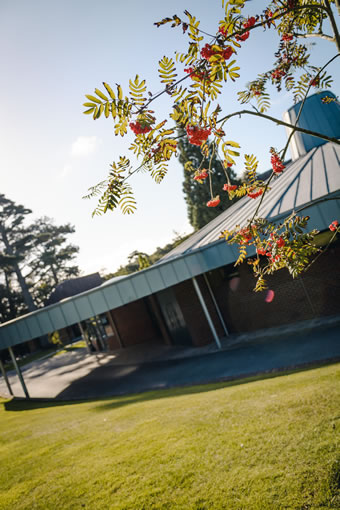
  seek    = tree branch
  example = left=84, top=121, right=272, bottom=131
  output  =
left=324, top=0, right=340, bottom=53
left=218, top=109, right=340, bottom=146
left=293, top=32, right=334, bottom=42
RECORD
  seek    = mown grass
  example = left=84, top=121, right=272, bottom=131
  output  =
left=0, top=363, right=339, bottom=510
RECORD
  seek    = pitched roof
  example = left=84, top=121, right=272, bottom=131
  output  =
left=159, top=141, right=340, bottom=262
left=46, top=273, right=103, bottom=305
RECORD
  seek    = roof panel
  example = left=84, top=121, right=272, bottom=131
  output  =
left=171, top=257, right=192, bottom=282
left=158, top=263, right=180, bottom=287
left=36, top=312, right=55, bottom=334
left=116, top=279, right=138, bottom=304
left=26, top=315, right=43, bottom=338
left=74, top=296, right=94, bottom=321
left=101, top=286, right=123, bottom=310
left=47, top=307, right=67, bottom=331
left=144, top=268, right=166, bottom=293
left=14, top=319, right=31, bottom=343
left=88, top=290, right=108, bottom=316
left=3, top=324, right=18, bottom=347
left=128, top=272, right=152, bottom=299
left=59, top=300, right=81, bottom=325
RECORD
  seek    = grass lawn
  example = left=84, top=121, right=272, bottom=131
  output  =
left=0, top=362, right=339, bottom=510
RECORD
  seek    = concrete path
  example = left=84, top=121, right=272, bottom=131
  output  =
left=1, top=319, right=339, bottom=400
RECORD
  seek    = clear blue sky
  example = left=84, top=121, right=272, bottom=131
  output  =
left=1, top=0, right=339, bottom=275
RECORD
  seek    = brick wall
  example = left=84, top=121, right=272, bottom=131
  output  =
left=208, top=240, right=340, bottom=333
left=110, top=298, right=161, bottom=348
left=174, top=275, right=225, bottom=347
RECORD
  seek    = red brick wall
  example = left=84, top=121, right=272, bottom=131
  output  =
left=110, top=298, right=161, bottom=347
left=174, top=276, right=225, bottom=347
left=208, top=241, right=340, bottom=333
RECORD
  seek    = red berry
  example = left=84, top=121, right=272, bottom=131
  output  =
left=329, top=220, right=339, bottom=231
left=223, top=183, right=237, bottom=192
left=207, top=196, right=220, bottom=207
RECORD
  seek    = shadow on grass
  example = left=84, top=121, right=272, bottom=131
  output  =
left=3, top=357, right=339, bottom=413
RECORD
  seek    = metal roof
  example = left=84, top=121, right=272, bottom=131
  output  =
left=0, top=141, right=339, bottom=350
left=283, top=91, right=340, bottom=161
left=160, top=141, right=340, bottom=261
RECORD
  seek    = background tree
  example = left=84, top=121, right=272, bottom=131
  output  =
left=178, top=128, right=240, bottom=230
left=0, top=195, right=80, bottom=318
left=103, top=232, right=190, bottom=279
left=28, top=218, right=80, bottom=305
left=0, top=257, right=27, bottom=322
left=0, top=194, right=36, bottom=312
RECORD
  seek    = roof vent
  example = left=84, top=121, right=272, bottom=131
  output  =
left=283, top=91, right=340, bottom=161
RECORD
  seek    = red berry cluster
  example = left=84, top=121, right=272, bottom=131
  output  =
left=129, top=121, right=152, bottom=135
left=218, top=25, right=228, bottom=37
left=271, top=68, right=286, bottom=81
left=201, top=44, right=233, bottom=61
left=184, top=67, right=211, bottom=83
left=329, top=220, right=339, bottom=231
left=223, top=183, right=238, bottom=192
left=250, top=83, right=264, bottom=96
left=247, top=188, right=264, bottom=199
left=257, top=235, right=285, bottom=261
left=281, top=33, right=294, bottom=42
left=270, top=152, right=285, bottom=174
left=238, top=227, right=253, bottom=244
left=186, top=124, right=211, bottom=146
left=276, top=237, right=285, bottom=248
left=194, top=170, right=208, bottom=181
left=309, top=76, right=320, bottom=87
left=207, top=196, right=220, bottom=207
left=235, top=17, right=256, bottom=42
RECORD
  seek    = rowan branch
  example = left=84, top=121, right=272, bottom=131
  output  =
left=218, top=109, right=340, bottom=146
left=293, top=32, right=335, bottom=42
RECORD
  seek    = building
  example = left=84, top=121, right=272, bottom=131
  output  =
left=0, top=92, right=339, bottom=396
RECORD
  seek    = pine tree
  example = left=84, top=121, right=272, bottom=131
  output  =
left=0, top=194, right=36, bottom=312
left=28, top=217, right=80, bottom=305
left=177, top=130, right=240, bottom=231
left=0, top=195, right=80, bottom=317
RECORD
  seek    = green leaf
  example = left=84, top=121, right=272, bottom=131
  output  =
left=103, top=82, right=116, bottom=100
left=95, top=88, right=109, bottom=101
left=224, top=140, right=241, bottom=148
left=85, top=94, right=102, bottom=104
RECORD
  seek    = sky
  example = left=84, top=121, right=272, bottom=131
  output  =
left=1, top=0, right=339, bottom=276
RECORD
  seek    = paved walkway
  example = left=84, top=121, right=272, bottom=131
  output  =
left=1, top=316, right=339, bottom=400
